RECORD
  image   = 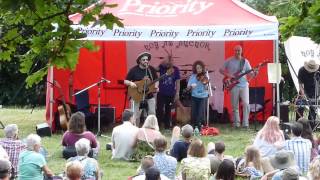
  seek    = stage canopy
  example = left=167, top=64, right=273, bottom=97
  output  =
left=47, top=0, right=279, bottom=131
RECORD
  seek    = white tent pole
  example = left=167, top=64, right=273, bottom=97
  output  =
left=274, top=40, right=280, bottom=119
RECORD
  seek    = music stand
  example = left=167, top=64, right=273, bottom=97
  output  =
left=73, top=78, right=110, bottom=136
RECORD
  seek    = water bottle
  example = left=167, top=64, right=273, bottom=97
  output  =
left=194, top=126, right=200, bottom=137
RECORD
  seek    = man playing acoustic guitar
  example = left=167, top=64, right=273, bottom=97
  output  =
left=124, top=52, right=159, bottom=127
left=219, top=45, right=257, bottom=129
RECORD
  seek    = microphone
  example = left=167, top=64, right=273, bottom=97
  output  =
left=101, top=77, right=111, bottom=83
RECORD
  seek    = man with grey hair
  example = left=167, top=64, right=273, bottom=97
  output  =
left=111, top=109, right=139, bottom=160
left=0, top=124, right=25, bottom=177
left=18, top=134, right=53, bottom=180
left=0, top=158, right=11, bottom=180
left=170, top=124, right=193, bottom=161
left=68, top=138, right=100, bottom=180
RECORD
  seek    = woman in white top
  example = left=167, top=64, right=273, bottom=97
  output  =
left=253, top=116, right=285, bottom=157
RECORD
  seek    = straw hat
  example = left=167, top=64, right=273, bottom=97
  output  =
left=304, top=60, right=319, bottom=73
left=136, top=52, right=151, bottom=64
left=270, top=150, right=295, bottom=170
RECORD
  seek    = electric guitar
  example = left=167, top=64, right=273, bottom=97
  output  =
left=128, top=68, right=174, bottom=102
left=223, top=61, right=269, bottom=91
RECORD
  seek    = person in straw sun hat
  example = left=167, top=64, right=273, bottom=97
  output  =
left=297, top=59, right=320, bottom=128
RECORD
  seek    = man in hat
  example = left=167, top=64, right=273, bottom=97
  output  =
left=124, top=52, right=158, bottom=127
left=297, top=59, right=320, bottom=127
left=219, top=45, right=257, bottom=129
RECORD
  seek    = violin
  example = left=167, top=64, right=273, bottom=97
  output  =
left=196, top=72, right=209, bottom=85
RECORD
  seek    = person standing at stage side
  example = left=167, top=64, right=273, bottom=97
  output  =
left=156, top=55, right=180, bottom=130
left=187, top=60, right=209, bottom=129
left=297, top=60, right=320, bottom=128
left=219, top=45, right=257, bottom=129
left=124, top=52, right=159, bottom=127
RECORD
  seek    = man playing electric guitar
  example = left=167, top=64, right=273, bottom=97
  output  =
left=124, top=52, right=159, bottom=127
left=219, top=45, right=257, bottom=129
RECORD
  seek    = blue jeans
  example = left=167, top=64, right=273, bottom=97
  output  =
left=191, top=96, right=207, bottom=129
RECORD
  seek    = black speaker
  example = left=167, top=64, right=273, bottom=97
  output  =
left=280, top=104, right=289, bottom=123
left=36, top=123, right=51, bottom=137
left=94, top=106, right=115, bottom=129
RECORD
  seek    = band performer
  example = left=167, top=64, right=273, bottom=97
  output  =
left=297, top=59, right=320, bottom=127
left=156, top=55, right=180, bottom=130
left=187, top=60, right=209, bottom=129
left=124, top=52, right=159, bottom=127
left=219, top=45, right=257, bottom=129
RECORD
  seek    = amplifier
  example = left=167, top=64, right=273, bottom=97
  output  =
left=36, top=123, right=51, bottom=137
left=94, top=106, right=115, bottom=129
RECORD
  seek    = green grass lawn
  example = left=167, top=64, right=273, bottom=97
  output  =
left=0, top=108, right=258, bottom=179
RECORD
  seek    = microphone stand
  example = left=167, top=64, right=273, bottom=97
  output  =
left=73, top=78, right=111, bottom=136
left=206, top=70, right=213, bottom=126
left=312, top=71, right=320, bottom=131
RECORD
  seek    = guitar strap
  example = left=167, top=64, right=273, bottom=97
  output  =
left=147, top=67, right=154, bottom=81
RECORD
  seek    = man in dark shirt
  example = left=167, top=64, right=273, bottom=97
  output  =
left=297, top=59, right=320, bottom=128
left=156, top=56, right=180, bottom=129
left=124, top=52, right=158, bottom=127
left=170, top=124, right=193, bottom=161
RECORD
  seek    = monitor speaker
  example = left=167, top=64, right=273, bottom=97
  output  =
left=280, top=104, right=289, bottom=123
left=95, top=106, right=115, bottom=129
left=36, top=123, right=51, bottom=137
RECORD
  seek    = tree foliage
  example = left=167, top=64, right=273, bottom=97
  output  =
left=0, top=0, right=123, bottom=88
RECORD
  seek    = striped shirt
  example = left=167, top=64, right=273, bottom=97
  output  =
left=284, top=137, right=312, bottom=173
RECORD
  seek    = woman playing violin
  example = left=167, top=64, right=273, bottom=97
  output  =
left=187, top=60, right=209, bottom=130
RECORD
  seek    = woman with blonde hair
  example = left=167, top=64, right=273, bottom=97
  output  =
left=237, top=145, right=263, bottom=179
left=132, top=115, right=162, bottom=161
left=180, top=138, right=210, bottom=180
left=253, top=116, right=285, bottom=157
left=308, top=157, right=320, bottom=180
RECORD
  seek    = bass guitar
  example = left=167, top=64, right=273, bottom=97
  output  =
left=128, top=68, right=174, bottom=102
left=223, top=61, right=269, bottom=91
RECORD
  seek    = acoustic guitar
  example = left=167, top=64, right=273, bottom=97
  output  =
left=55, top=81, right=71, bottom=130
left=128, top=68, right=174, bottom=102
left=223, top=61, right=269, bottom=91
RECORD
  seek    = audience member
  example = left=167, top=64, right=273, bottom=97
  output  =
left=297, top=118, right=318, bottom=160
left=62, top=112, right=99, bottom=159
left=111, top=109, right=139, bottom=160
left=153, top=136, right=177, bottom=179
left=180, top=138, right=210, bottom=180
left=132, top=115, right=162, bottom=161
left=253, top=116, right=285, bottom=157
left=170, top=124, right=193, bottom=161
left=18, top=134, right=53, bottom=180
left=145, top=167, right=161, bottom=180
left=132, top=156, right=170, bottom=180
left=215, top=159, right=235, bottom=180
left=307, top=157, right=320, bottom=180
left=207, top=141, right=233, bottom=175
left=0, top=124, right=25, bottom=176
left=170, top=126, right=180, bottom=149
left=65, top=161, right=84, bottom=180
left=281, top=167, right=300, bottom=180
left=67, top=138, right=100, bottom=180
left=0, top=145, right=8, bottom=160
left=0, top=158, right=11, bottom=180
left=260, top=150, right=298, bottom=180
left=240, top=145, right=263, bottom=179
left=285, top=122, right=312, bottom=173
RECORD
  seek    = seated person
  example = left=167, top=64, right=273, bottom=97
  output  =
left=0, top=124, right=26, bottom=176
left=18, top=134, right=53, bottom=180
left=0, top=145, right=8, bottom=160
left=208, top=141, right=233, bottom=175
left=153, top=136, right=177, bottom=179
left=131, top=156, right=169, bottom=180
left=65, top=161, right=84, bottom=180
left=214, top=159, right=236, bottom=180
left=236, top=145, right=263, bottom=179
left=308, top=157, right=320, bottom=180
left=111, top=109, right=139, bottom=160
left=179, top=138, right=211, bottom=180
left=62, top=112, right=99, bottom=159
left=67, top=138, right=100, bottom=180
left=0, top=158, right=11, bottom=180
left=170, top=124, right=193, bottom=161
left=132, top=115, right=162, bottom=161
